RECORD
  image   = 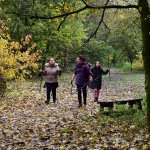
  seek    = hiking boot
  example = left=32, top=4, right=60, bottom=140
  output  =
left=53, top=98, right=57, bottom=103
left=83, top=100, right=87, bottom=106
left=45, top=100, right=50, bottom=104
left=78, top=104, right=82, bottom=107
left=94, top=97, right=98, bottom=102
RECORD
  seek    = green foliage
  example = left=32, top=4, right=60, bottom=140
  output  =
left=107, top=109, right=146, bottom=128
left=117, top=62, right=132, bottom=71
left=0, top=0, right=144, bottom=71
left=45, top=19, right=87, bottom=68
left=79, top=39, right=115, bottom=66
left=116, top=61, right=144, bottom=72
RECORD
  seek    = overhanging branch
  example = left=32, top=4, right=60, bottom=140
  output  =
left=57, top=16, right=67, bottom=31
left=85, top=0, right=110, bottom=43
left=81, top=0, right=88, bottom=6
left=5, top=4, right=138, bottom=20
left=87, top=4, right=138, bottom=9
left=103, top=21, right=110, bottom=41
left=5, top=6, right=87, bottom=20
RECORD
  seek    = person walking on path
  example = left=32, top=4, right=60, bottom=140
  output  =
left=71, top=56, right=92, bottom=107
left=39, top=58, right=62, bottom=104
left=91, top=61, right=109, bottom=102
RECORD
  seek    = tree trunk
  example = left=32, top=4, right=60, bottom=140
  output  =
left=138, top=0, right=150, bottom=132
left=0, top=75, right=7, bottom=100
left=130, top=61, right=133, bottom=71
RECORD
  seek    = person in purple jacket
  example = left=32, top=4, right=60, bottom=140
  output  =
left=71, top=56, right=92, bottom=107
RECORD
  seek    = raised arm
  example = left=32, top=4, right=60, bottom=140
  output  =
left=102, top=68, right=109, bottom=75
left=57, top=65, right=62, bottom=76
left=38, top=69, right=47, bottom=76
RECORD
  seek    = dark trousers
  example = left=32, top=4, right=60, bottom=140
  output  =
left=45, top=82, right=58, bottom=102
left=77, top=84, right=87, bottom=105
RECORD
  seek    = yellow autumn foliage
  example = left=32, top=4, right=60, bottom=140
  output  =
left=0, top=37, right=40, bottom=81
left=0, top=20, right=40, bottom=81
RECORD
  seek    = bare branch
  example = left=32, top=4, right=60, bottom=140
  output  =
left=87, top=4, right=138, bottom=9
left=81, top=0, right=88, bottom=6
left=57, top=16, right=67, bottom=31
left=11, top=21, right=19, bottom=39
left=5, top=6, right=87, bottom=20
left=103, top=21, right=110, bottom=41
left=5, top=4, right=138, bottom=20
left=85, top=0, right=110, bottom=43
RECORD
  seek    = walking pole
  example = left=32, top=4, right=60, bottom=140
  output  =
left=39, top=63, right=43, bottom=92
left=70, top=80, right=73, bottom=95
left=108, top=56, right=111, bottom=81
left=39, top=58, right=46, bottom=92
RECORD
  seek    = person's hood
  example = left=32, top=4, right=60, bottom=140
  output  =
left=76, top=62, right=86, bottom=67
left=45, top=63, right=58, bottom=67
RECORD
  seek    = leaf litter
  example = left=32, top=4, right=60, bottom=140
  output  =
left=0, top=73, right=149, bottom=150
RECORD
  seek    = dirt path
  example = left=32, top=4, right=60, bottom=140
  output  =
left=0, top=73, right=149, bottom=150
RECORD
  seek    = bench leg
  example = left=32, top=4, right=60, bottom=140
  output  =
left=138, top=102, right=142, bottom=110
left=108, top=106, right=113, bottom=111
left=129, top=103, right=133, bottom=109
left=129, top=102, right=142, bottom=110
left=109, top=104, right=114, bottom=111
left=100, top=105, right=104, bottom=111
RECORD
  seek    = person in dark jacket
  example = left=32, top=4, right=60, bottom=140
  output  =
left=39, top=58, right=62, bottom=104
left=91, top=61, right=109, bottom=102
left=71, top=56, right=92, bottom=107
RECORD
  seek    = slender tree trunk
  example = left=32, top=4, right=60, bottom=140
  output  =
left=130, top=61, right=133, bottom=71
left=138, top=0, right=150, bottom=132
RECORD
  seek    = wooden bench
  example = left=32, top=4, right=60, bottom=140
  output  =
left=97, top=98, right=143, bottom=111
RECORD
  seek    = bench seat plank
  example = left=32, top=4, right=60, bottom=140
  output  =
left=97, top=98, right=143, bottom=110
